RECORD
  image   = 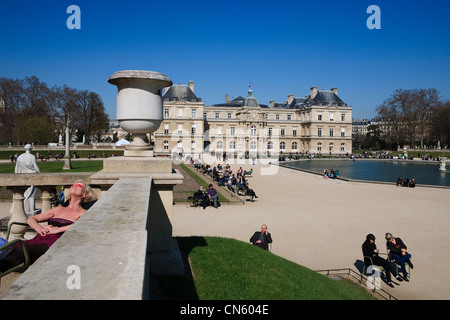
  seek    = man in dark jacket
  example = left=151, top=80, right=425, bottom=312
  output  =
left=250, top=224, right=273, bottom=250
left=385, top=232, right=413, bottom=280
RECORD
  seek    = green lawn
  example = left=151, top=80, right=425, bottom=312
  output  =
left=160, top=237, right=376, bottom=300
left=0, top=150, right=123, bottom=160
left=0, top=160, right=103, bottom=173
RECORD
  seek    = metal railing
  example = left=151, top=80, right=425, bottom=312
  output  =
left=315, top=267, right=398, bottom=300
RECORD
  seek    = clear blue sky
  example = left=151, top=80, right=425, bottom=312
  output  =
left=1, top=0, right=449, bottom=120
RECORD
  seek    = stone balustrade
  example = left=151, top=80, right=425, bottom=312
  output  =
left=0, top=165, right=184, bottom=299
left=1, top=173, right=94, bottom=239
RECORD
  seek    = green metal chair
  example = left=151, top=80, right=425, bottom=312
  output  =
left=362, top=255, right=384, bottom=275
left=361, top=254, right=392, bottom=286
left=386, top=247, right=412, bottom=279
left=0, top=222, right=31, bottom=279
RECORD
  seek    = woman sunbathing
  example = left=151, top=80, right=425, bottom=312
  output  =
left=0, top=180, right=92, bottom=272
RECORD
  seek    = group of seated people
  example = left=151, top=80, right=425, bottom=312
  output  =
left=217, top=166, right=258, bottom=201
left=192, top=162, right=259, bottom=202
left=396, top=177, right=416, bottom=188
left=323, top=168, right=339, bottom=179
left=191, top=184, right=219, bottom=209
left=362, top=233, right=413, bottom=288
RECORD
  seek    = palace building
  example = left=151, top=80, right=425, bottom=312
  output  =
left=153, top=81, right=352, bottom=159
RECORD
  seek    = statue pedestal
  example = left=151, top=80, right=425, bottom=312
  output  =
left=91, top=156, right=184, bottom=276
left=124, top=150, right=154, bottom=157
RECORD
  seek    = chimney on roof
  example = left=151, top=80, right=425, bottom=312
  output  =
left=310, top=86, right=318, bottom=99
left=225, top=94, right=229, bottom=103
left=288, top=93, right=294, bottom=104
left=270, top=100, right=274, bottom=107
left=189, top=80, right=194, bottom=93
left=331, top=87, right=338, bottom=95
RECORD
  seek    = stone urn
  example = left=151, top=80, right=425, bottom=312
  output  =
left=108, top=70, right=172, bottom=154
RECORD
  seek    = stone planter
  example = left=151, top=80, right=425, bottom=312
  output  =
left=108, top=70, right=172, bottom=153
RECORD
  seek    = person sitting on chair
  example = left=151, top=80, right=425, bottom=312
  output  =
left=245, top=182, right=258, bottom=201
left=1, top=180, right=92, bottom=272
left=385, top=232, right=413, bottom=281
left=362, top=233, right=403, bottom=287
left=195, top=185, right=208, bottom=209
left=250, top=224, right=272, bottom=250
left=206, top=184, right=219, bottom=208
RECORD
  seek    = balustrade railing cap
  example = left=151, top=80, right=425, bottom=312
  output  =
left=108, top=70, right=173, bottom=86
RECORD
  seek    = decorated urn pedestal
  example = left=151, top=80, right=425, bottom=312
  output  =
left=108, top=70, right=173, bottom=157
left=91, top=70, right=184, bottom=276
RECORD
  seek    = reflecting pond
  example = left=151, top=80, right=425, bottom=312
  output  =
left=282, top=159, right=450, bottom=187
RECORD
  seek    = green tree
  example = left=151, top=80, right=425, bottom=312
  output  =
left=16, top=115, right=55, bottom=144
left=429, top=101, right=450, bottom=147
left=77, top=90, right=109, bottom=143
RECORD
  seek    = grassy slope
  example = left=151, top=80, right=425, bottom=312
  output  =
left=162, top=237, right=375, bottom=300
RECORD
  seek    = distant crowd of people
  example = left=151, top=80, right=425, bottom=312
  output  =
left=191, top=162, right=259, bottom=208
left=396, top=177, right=416, bottom=188
left=323, top=168, right=339, bottom=179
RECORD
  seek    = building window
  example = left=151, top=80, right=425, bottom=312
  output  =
left=191, top=140, right=196, bottom=150
left=341, top=143, right=345, bottom=151
left=191, top=109, right=196, bottom=118
left=330, top=113, right=334, bottom=121
left=250, top=141, right=257, bottom=150
left=251, top=125, right=256, bottom=136
left=318, top=142, right=322, bottom=151
left=292, top=142, right=298, bottom=150
left=178, top=125, right=183, bottom=135
left=215, top=112, right=219, bottom=119
left=191, top=125, right=196, bottom=134
left=203, top=112, right=207, bottom=119
left=164, top=108, right=169, bottom=117
left=230, top=126, right=235, bottom=135
left=281, top=128, right=285, bottom=136
left=341, top=128, right=345, bottom=137
left=164, top=125, right=169, bottom=134
left=228, top=112, right=232, bottom=119
left=318, top=128, right=322, bottom=137
left=216, top=140, right=223, bottom=149
left=341, top=113, right=345, bottom=121
left=229, top=141, right=236, bottom=150
left=287, top=114, right=291, bottom=120
left=293, top=128, right=297, bottom=136
left=163, top=140, right=169, bottom=150
left=268, top=141, right=273, bottom=150
left=280, top=141, right=285, bottom=150
left=330, top=128, right=334, bottom=137
left=276, top=114, right=280, bottom=120
left=329, top=143, right=334, bottom=151
left=318, top=113, right=322, bottom=121
left=268, top=127, right=273, bottom=136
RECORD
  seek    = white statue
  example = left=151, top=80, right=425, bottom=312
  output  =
left=15, top=144, right=40, bottom=174
left=439, top=158, right=447, bottom=172
left=10, top=144, right=41, bottom=216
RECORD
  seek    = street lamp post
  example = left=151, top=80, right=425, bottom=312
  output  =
left=63, top=116, right=72, bottom=170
